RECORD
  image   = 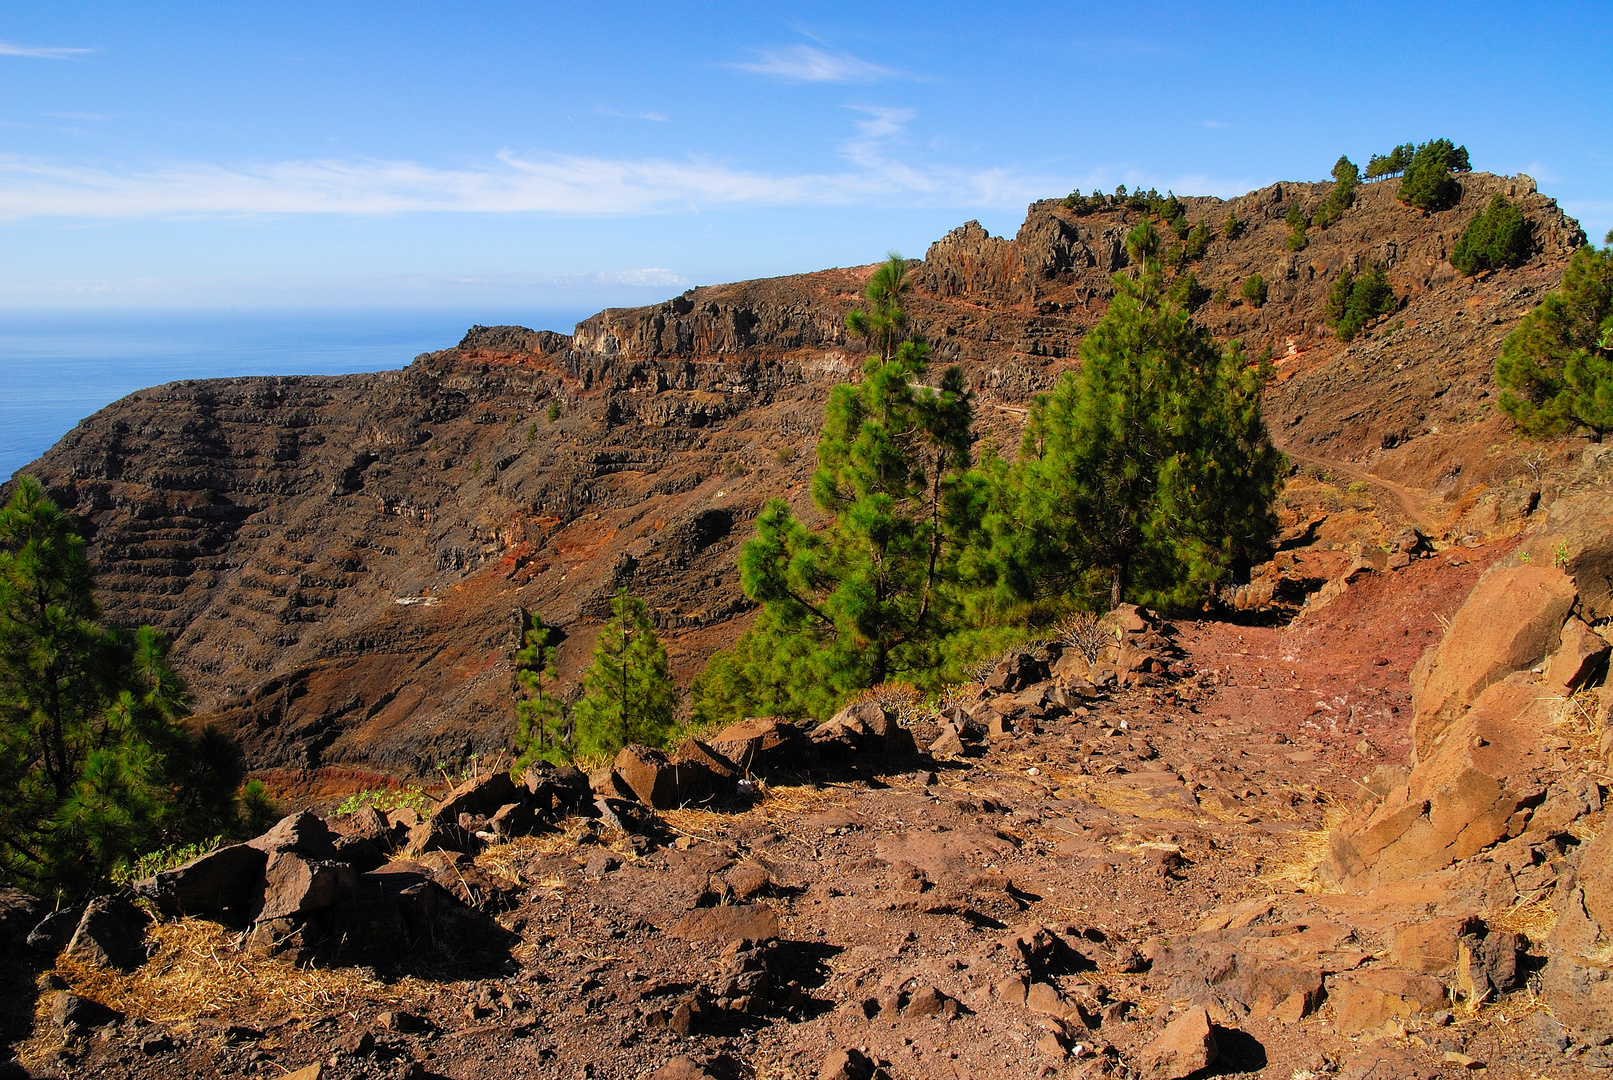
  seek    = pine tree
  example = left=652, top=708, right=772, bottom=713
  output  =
left=512, top=608, right=566, bottom=770
left=694, top=254, right=978, bottom=722
left=1451, top=195, right=1533, bottom=274
left=1326, top=264, right=1398, bottom=341
left=1397, top=139, right=1470, bottom=211
left=1241, top=274, right=1268, bottom=308
left=998, top=248, right=1284, bottom=610
left=571, top=589, right=675, bottom=757
left=1314, top=156, right=1360, bottom=228
left=1285, top=206, right=1309, bottom=251
left=0, top=477, right=243, bottom=896
left=1496, top=241, right=1613, bottom=439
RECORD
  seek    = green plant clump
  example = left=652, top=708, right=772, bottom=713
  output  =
left=1312, top=156, right=1360, bottom=229
left=1168, top=270, right=1211, bottom=312
left=572, top=589, right=676, bottom=756
left=335, top=786, right=434, bottom=818
left=1451, top=195, right=1533, bottom=275
left=1241, top=274, right=1268, bottom=308
left=1396, top=139, right=1471, bottom=212
left=0, top=477, right=249, bottom=898
left=1366, top=144, right=1415, bottom=179
left=1495, top=239, right=1613, bottom=439
left=1285, top=206, right=1310, bottom=252
left=513, top=608, right=567, bottom=769
left=1326, top=263, right=1399, bottom=341
left=1222, top=211, right=1241, bottom=240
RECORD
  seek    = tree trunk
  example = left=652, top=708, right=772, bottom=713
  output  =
left=1110, top=564, right=1125, bottom=610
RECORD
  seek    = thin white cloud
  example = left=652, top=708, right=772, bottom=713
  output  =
left=0, top=146, right=1057, bottom=220
left=849, top=106, right=914, bottom=140
left=732, top=44, right=895, bottom=83
left=0, top=39, right=95, bottom=60
left=596, top=106, right=668, bottom=122
left=1201, top=120, right=1229, bottom=129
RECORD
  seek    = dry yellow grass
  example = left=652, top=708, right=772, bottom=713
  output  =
left=1489, top=894, right=1559, bottom=942
left=1259, top=801, right=1351, bottom=894
left=50, top=919, right=424, bottom=1027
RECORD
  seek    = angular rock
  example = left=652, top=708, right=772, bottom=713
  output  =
left=1319, top=674, right=1553, bottom=890
left=929, top=723, right=966, bottom=757
left=324, top=861, right=445, bottom=954
left=1545, top=617, right=1610, bottom=696
left=26, top=906, right=82, bottom=954
left=818, top=1048, right=876, bottom=1080
left=65, top=896, right=150, bottom=971
left=333, top=834, right=386, bottom=873
left=430, top=770, right=518, bottom=824
left=0, top=888, right=45, bottom=946
left=1137, top=1005, right=1217, bottom=1080
left=648, top=1057, right=720, bottom=1080
left=248, top=810, right=340, bottom=861
left=134, top=843, right=268, bottom=919
left=725, top=861, right=771, bottom=901
left=1327, top=969, right=1449, bottom=1035
left=811, top=701, right=916, bottom=759
left=488, top=801, right=537, bottom=838
left=404, top=817, right=481, bottom=857
left=1409, top=563, right=1575, bottom=760
left=51, top=991, right=122, bottom=1031
left=523, top=762, right=592, bottom=814
left=613, top=744, right=707, bottom=809
left=669, top=904, right=779, bottom=943
left=250, top=850, right=359, bottom=923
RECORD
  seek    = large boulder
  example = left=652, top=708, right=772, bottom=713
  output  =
left=134, top=842, right=268, bottom=920
left=324, top=860, right=447, bottom=954
left=523, top=762, right=593, bottom=814
left=1526, top=488, right=1613, bottom=621
left=249, top=851, right=359, bottom=923
left=707, top=718, right=804, bottom=775
left=1318, top=674, right=1553, bottom=891
left=1326, top=968, right=1448, bottom=1035
left=810, top=701, right=917, bottom=760
left=430, top=770, right=518, bottom=824
left=0, top=888, right=45, bottom=947
left=1544, top=823, right=1613, bottom=1037
left=1137, top=1005, right=1217, bottom=1080
left=248, top=810, right=340, bottom=861
left=1409, top=563, right=1575, bottom=761
left=613, top=745, right=687, bottom=809
left=64, top=895, right=150, bottom=971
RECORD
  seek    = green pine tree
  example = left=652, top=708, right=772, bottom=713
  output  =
left=1326, top=263, right=1398, bottom=341
left=993, top=244, right=1285, bottom=610
left=1451, top=194, right=1533, bottom=275
left=0, top=477, right=243, bottom=897
left=694, top=254, right=978, bottom=723
left=1241, top=274, right=1268, bottom=308
left=571, top=589, right=675, bottom=757
left=1397, top=139, right=1470, bottom=211
left=1285, top=206, right=1309, bottom=251
left=512, top=608, right=567, bottom=769
left=1495, top=240, right=1613, bottom=439
left=1314, top=155, right=1360, bottom=228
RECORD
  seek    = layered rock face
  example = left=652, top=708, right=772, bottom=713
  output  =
left=8, top=172, right=1586, bottom=775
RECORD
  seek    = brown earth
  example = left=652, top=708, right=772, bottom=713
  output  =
left=11, top=529, right=1610, bottom=1079
left=3, top=169, right=1589, bottom=782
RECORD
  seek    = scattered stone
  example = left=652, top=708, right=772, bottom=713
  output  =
left=0, top=888, right=45, bottom=946
left=489, top=800, right=537, bottom=838
left=64, top=896, right=150, bottom=971
left=1137, top=1005, right=1217, bottom=1080
left=250, top=850, right=358, bottom=922
left=139, top=1032, right=174, bottom=1055
left=134, top=842, right=268, bottom=919
left=669, top=904, right=779, bottom=943
left=584, top=850, right=622, bottom=879
left=725, top=861, right=771, bottom=900
left=430, top=770, right=519, bottom=825
left=248, top=810, right=340, bottom=860
left=648, top=1057, right=719, bottom=1080
left=51, top=991, right=122, bottom=1031
left=26, top=906, right=83, bottom=955
left=819, top=1048, right=876, bottom=1080
left=379, top=1010, right=427, bottom=1034
left=1327, top=969, right=1449, bottom=1035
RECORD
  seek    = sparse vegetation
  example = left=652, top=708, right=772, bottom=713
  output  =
left=1326, top=263, right=1399, bottom=341
left=335, top=785, right=434, bottom=818
left=1183, top=222, right=1213, bottom=260
left=547, top=400, right=561, bottom=423
left=1495, top=238, right=1613, bottom=439
left=1222, top=211, right=1241, bottom=240
left=1285, top=205, right=1310, bottom=251
left=1242, top=274, right=1268, bottom=308
left=1396, top=139, right=1470, bottom=211
left=513, top=608, right=567, bottom=769
left=1366, top=143, right=1415, bottom=180
left=1312, top=155, right=1360, bottom=229
left=0, top=478, right=248, bottom=898
left=1168, top=270, right=1211, bottom=312
left=1451, top=194, right=1533, bottom=274
left=572, top=588, right=676, bottom=756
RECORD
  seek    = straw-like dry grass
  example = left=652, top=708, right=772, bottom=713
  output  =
left=50, top=919, right=425, bottom=1028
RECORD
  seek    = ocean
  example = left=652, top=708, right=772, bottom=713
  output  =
left=0, top=308, right=591, bottom=482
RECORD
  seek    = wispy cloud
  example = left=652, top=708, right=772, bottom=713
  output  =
left=732, top=44, right=896, bottom=83
left=0, top=143, right=1056, bottom=220
left=1201, top=120, right=1229, bottom=129
left=596, top=106, right=667, bottom=122
left=0, top=39, right=95, bottom=60
left=849, top=106, right=914, bottom=140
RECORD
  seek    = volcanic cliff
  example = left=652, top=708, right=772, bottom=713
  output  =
left=9, top=170, right=1586, bottom=781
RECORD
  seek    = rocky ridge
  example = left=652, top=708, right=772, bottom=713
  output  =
left=5, top=170, right=1588, bottom=782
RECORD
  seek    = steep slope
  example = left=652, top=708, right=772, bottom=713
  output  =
left=9, top=170, right=1586, bottom=778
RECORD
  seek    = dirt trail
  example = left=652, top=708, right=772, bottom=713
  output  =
left=1272, top=431, right=1439, bottom=535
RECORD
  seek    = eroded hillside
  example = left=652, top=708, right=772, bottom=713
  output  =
left=9, top=170, right=1587, bottom=780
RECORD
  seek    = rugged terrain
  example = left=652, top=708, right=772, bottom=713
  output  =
left=4, top=170, right=1586, bottom=781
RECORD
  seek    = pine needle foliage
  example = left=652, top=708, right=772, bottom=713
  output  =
left=1451, top=195, right=1534, bottom=275
left=692, top=255, right=978, bottom=724
left=1495, top=240, right=1613, bottom=439
left=0, top=477, right=245, bottom=898
left=1325, top=263, right=1399, bottom=341
left=980, top=245, right=1285, bottom=610
left=1396, top=139, right=1471, bottom=211
left=512, top=608, right=567, bottom=769
left=572, top=589, right=676, bottom=756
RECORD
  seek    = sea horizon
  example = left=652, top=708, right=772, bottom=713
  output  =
left=0, top=306, right=593, bottom=482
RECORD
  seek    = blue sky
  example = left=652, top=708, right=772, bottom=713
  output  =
left=3, top=1, right=1610, bottom=316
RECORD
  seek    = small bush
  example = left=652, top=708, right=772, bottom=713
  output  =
left=1168, top=271, right=1211, bottom=312
left=525, top=423, right=538, bottom=443
left=1222, top=211, right=1241, bottom=240
left=547, top=401, right=561, bottom=423
left=110, top=837, right=228, bottom=889
left=1397, top=139, right=1470, bottom=211
left=1062, top=189, right=1108, bottom=215
left=1326, top=263, right=1399, bottom=341
left=773, top=444, right=800, bottom=464
left=1452, top=194, right=1533, bottom=274
left=1242, top=274, right=1268, bottom=308
left=1057, top=611, right=1115, bottom=664
left=335, top=786, right=435, bottom=818
left=1285, top=206, right=1310, bottom=251
left=1183, top=222, right=1213, bottom=260
left=1212, top=283, right=1229, bottom=307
